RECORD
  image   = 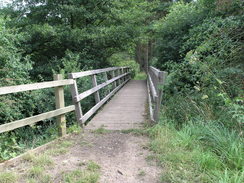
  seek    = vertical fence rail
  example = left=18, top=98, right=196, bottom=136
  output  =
left=54, top=74, right=66, bottom=136
left=147, top=66, right=167, bottom=122
left=69, top=67, right=131, bottom=125
left=0, top=67, right=131, bottom=135
left=69, top=79, right=83, bottom=126
left=91, top=74, right=100, bottom=103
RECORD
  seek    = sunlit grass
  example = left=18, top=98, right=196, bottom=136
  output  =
left=63, top=161, right=101, bottom=183
left=0, top=172, right=17, bottom=183
left=134, top=72, right=147, bottom=80
left=147, top=122, right=244, bottom=183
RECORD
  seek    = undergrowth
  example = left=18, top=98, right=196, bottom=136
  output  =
left=147, top=119, right=243, bottom=183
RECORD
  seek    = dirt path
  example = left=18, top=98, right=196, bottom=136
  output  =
left=1, top=130, right=161, bottom=183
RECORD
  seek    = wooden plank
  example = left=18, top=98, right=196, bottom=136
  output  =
left=148, top=74, right=158, bottom=101
left=69, top=67, right=130, bottom=79
left=91, top=75, right=100, bottom=104
left=149, top=66, right=161, bottom=78
left=153, top=71, right=168, bottom=122
left=69, top=79, right=83, bottom=125
left=69, top=67, right=120, bottom=79
left=0, top=106, right=75, bottom=134
left=54, top=74, right=66, bottom=137
left=81, top=78, right=130, bottom=123
left=0, top=79, right=74, bottom=96
left=111, top=70, right=116, bottom=89
left=147, top=79, right=155, bottom=122
left=104, top=72, right=110, bottom=94
left=75, top=73, right=129, bottom=102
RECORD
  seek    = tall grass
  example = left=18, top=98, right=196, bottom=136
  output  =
left=147, top=118, right=243, bottom=183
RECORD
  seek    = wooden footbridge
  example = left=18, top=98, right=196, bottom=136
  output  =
left=0, top=66, right=167, bottom=136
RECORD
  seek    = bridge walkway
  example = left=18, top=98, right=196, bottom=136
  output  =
left=86, top=80, right=147, bottom=130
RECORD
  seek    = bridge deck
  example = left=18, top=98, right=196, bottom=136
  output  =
left=86, top=80, right=147, bottom=130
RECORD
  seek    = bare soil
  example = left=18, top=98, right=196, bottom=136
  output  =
left=1, top=130, right=161, bottom=183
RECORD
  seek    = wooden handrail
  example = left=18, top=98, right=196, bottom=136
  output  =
left=147, top=66, right=167, bottom=122
left=0, top=74, right=75, bottom=136
left=0, top=79, right=74, bottom=95
left=0, top=66, right=131, bottom=135
left=69, top=67, right=129, bottom=79
left=70, top=67, right=131, bottom=124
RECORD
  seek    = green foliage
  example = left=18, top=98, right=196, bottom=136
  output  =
left=148, top=121, right=244, bottom=183
left=150, top=0, right=244, bottom=182
left=108, top=52, right=140, bottom=78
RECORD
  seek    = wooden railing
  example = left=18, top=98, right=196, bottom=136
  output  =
left=0, top=67, right=131, bottom=136
left=69, top=67, right=131, bottom=125
left=0, top=75, right=74, bottom=136
left=147, top=66, right=167, bottom=122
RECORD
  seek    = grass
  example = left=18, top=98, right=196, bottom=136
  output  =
left=134, top=72, right=147, bottom=80
left=22, top=153, right=54, bottom=182
left=27, top=166, right=45, bottom=179
left=87, top=161, right=101, bottom=171
left=120, top=128, right=146, bottom=136
left=92, top=126, right=110, bottom=134
left=63, top=161, right=101, bottom=183
left=63, top=170, right=99, bottom=183
left=46, top=140, right=73, bottom=156
left=33, top=154, right=53, bottom=167
left=147, top=121, right=244, bottom=183
left=27, top=166, right=51, bottom=183
left=0, top=172, right=17, bottom=183
left=138, top=170, right=146, bottom=177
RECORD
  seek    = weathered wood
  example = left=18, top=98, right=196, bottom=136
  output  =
left=69, top=79, right=83, bottom=125
left=86, top=80, right=147, bottom=130
left=0, top=79, right=74, bottom=96
left=69, top=67, right=129, bottom=79
left=104, top=72, right=110, bottom=94
left=149, top=66, right=161, bottom=78
left=81, top=78, right=130, bottom=123
left=0, top=106, right=75, bottom=134
left=147, top=80, right=154, bottom=121
left=75, top=73, right=129, bottom=102
left=91, top=75, right=100, bottom=103
left=147, top=67, right=167, bottom=122
left=111, top=70, right=116, bottom=89
left=148, top=74, right=158, bottom=101
left=118, top=69, right=122, bottom=85
left=54, top=74, right=66, bottom=137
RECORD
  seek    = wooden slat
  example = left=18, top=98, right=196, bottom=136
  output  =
left=0, top=105, right=75, bottom=134
left=148, top=74, right=158, bottom=101
left=0, top=79, right=74, bottom=96
left=150, top=66, right=163, bottom=78
left=69, top=80, right=83, bottom=125
left=69, top=67, right=120, bottom=79
left=147, top=79, right=155, bottom=122
left=75, top=73, right=129, bottom=102
left=91, top=75, right=101, bottom=104
left=81, top=78, right=130, bottom=123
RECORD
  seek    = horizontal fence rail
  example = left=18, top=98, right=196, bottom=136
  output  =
left=0, top=75, right=75, bottom=136
left=69, top=67, right=131, bottom=124
left=147, top=66, right=167, bottom=122
left=0, top=66, right=131, bottom=135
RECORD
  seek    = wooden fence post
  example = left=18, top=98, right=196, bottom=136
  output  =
left=111, top=70, right=116, bottom=89
left=104, top=72, right=110, bottom=94
left=91, top=74, right=100, bottom=103
left=117, top=69, right=121, bottom=86
left=54, top=74, right=66, bottom=136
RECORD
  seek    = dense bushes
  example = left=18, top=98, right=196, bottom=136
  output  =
left=149, top=0, right=244, bottom=182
